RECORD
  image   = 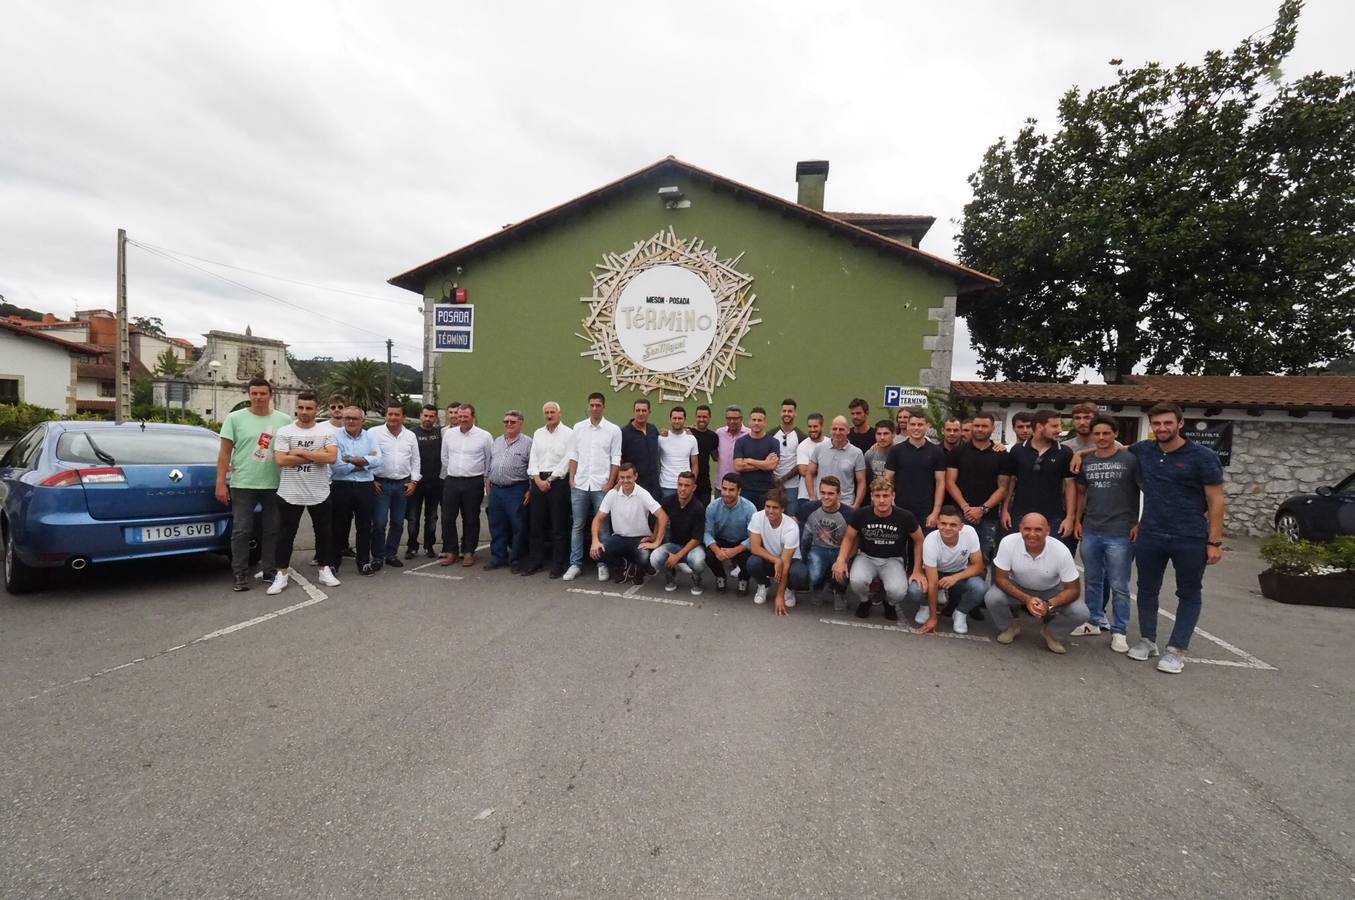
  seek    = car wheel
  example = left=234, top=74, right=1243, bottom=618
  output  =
left=3, top=526, right=42, bottom=595
left=1275, top=512, right=1304, bottom=542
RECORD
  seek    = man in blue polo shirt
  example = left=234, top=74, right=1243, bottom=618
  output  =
left=1124, top=402, right=1225, bottom=675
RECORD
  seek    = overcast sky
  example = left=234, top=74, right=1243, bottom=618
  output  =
left=2, top=0, right=1350, bottom=380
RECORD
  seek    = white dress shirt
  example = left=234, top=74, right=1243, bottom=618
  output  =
left=569, top=416, right=622, bottom=491
left=373, top=424, right=421, bottom=481
left=441, top=424, right=494, bottom=478
left=528, top=422, right=574, bottom=480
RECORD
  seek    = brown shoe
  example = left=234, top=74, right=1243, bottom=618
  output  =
left=1042, top=626, right=1067, bottom=655
left=996, top=622, right=1021, bottom=645
left=462, top=554, right=475, bottom=567
left=437, top=554, right=457, bottom=567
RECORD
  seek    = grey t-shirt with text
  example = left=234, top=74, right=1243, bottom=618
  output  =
left=1076, top=449, right=1140, bottom=537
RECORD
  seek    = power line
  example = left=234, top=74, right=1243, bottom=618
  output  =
left=127, top=239, right=409, bottom=304
left=129, top=241, right=420, bottom=354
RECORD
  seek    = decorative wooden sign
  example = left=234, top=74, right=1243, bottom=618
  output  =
left=577, top=227, right=760, bottom=401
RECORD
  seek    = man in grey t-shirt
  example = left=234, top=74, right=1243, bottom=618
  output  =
left=1074, top=416, right=1141, bottom=648
left=807, top=416, right=867, bottom=508
left=800, top=476, right=852, bottom=608
left=271, top=391, right=339, bottom=596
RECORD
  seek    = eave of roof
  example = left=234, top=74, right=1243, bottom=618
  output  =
left=0, top=319, right=102, bottom=355
left=388, top=157, right=998, bottom=295
left=951, top=375, right=1355, bottom=413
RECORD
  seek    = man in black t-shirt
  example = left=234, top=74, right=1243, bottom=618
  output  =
left=945, top=412, right=1014, bottom=562
left=833, top=477, right=927, bottom=624
left=405, top=403, right=444, bottom=559
left=648, top=471, right=707, bottom=595
left=885, top=405, right=948, bottom=529
left=691, top=405, right=719, bottom=507
left=1002, top=409, right=1076, bottom=547
left=846, top=397, right=876, bottom=454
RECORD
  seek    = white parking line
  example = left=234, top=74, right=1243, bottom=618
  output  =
left=20, top=570, right=331, bottom=703
left=565, top=587, right=695, bottom=607
left=1158, top=609, right=1277, bottom=670
left=405, top=558, right=465, bottom=581
left=821, top=617, right=993, bottom=642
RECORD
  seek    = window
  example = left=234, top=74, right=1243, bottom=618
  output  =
left=0, top=378, right=18, bottom=405
left=57, top=429, right=220, bottom=465
left=98, top=380, right=116, bottom=398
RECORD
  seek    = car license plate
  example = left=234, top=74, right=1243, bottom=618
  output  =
left=134, top=523, right=217, bottom=543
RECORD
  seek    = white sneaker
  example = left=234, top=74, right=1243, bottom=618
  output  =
left=562, top=565, right=582, bottom=581
left=690, top=580, right=704, bottom=596
left=317, top=566, right=341, bottom=587
left=913, top=605, right=930, bottom=626
left=1069, top=622, right=1102, bottom=637
left=753, top=584, right=768, bottom=605
left=784, top=590, right=796, bottom=608
left=597, top=564, right=610, bottom=582
left=266, top=572, right=289, bottom=595
left=1157, top=647, right=1186, bottom=674
left=952, top=611, right=969, bottom=635
left=1111, top=633, right=1130, bottom=653
left=664, top=574, right=678, bottom=592
left=1127, top=638, right=1159, bottom=661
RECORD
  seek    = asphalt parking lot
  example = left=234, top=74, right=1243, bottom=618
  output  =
left=2, top=530, right=1353, bottom=899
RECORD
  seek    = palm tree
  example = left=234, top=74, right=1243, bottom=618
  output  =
left=328, top=358, right=386, bottom=413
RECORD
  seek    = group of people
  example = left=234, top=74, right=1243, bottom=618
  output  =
left=215, top=383, right=1226, bottom=675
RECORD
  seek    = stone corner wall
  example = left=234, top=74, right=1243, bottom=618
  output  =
left=1225, top=420, right=1352, bottom=537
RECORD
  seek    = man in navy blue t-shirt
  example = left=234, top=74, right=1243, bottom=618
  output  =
left=1124, top=402, right=1225, bottom=675
left=733, top=407, right=781, bottom=510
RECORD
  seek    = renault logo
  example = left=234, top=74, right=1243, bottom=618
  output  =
left=169, top=469, right=183, bottom=482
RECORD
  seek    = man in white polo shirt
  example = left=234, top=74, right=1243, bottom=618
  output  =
left=984, top=513, right=1087, bottom=654
left=921, top=505, right=989, bottom=635
left=565, top=391, right=623, bottom=581
left=590, top=462, right=666, bottom=586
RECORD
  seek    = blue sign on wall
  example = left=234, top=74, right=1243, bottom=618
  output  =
left=433, top=304, right=475, bottom=353
left=883, top=385, right=928, bottom=408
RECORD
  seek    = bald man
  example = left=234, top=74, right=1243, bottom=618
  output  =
left=806, top=415, right=867, bottom=508
left=984, top=513, right=1087, bottom=654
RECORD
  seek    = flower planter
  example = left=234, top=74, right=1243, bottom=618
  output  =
left=1257, top=569, right=1355, bottom=607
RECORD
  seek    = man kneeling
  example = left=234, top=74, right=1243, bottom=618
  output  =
left=747, top=488, right=808, bottom=616
left=834, top=477, right=926, bottom=622
left=921, top=505, right=988, bottom=635
left=984, top=513, right=1088, bottom=654
left=590, top=462, right=666, bottom=586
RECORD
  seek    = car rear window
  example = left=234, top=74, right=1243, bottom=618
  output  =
left=57, top=429, right=220, bottom=465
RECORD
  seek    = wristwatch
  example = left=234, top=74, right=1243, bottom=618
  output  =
left=1208, top=540, right=1223, bottom=548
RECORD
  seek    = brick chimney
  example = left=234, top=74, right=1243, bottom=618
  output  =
left=795, top=160, right=829, bottom=211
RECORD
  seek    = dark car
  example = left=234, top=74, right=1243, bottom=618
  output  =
left=1, top=421, right=232, bottom=594
left=1275, top=471, right=1355, bottom=542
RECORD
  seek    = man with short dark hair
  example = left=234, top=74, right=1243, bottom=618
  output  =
left=590, top=462, right=665, bottom=586
left=331, top=405, right=382, bottom=576
left=733, top=406, right=780, bottom=510
left=885, top=406, right=947, bottom=530
left=940, top=417, right=964, bottom=455
left=704, top=472, right=755, bottom=594
left=649, top=470, right=707, bottom=595
left=486, top=409, right=532, bottom=573
left=1074, top=415, right=1141, bottom=649
left=863, top=420, right=895, bottom=484
left=847, top=398, right=875, bottom=454
left=772, top=399, right=804, bottom=507
left=565, top=392, right=622, bottom=581
left=405, top=403, right=443, bottom=559
left=1123, top=402, right=1225, bottom=675
left=1011, top=410, right=1034, bottom=445
left=835, top=477, right=926, bottom=621
left=922, top=506, right=988, bottom=634
left=715, top=405, right=746, bottom=486
left=945, top=412, right=1013, bottom=562
left=1001, top=409, right=1076, bottom=547
left=985, top=513, right=1087, bottom=654
left=270, top=391, right=340, bottom=595
left=620, top=398, right=660, bottom=496
left=372, top=402, right=421, bottom=569
left=794, top=413, right=827, bottom=520
left=657, top=406, right=699, bottom=500
left=800, top=475, right=851, bottom=609
left=691, top=404, right=719, bottom=506
left=440, top=403, right=493, bottom=568
left=216, top=377, right=293, bottom=592
left=747, top=488, right=809, bottom=615
left=1063, top=402, right=1099, bottom=453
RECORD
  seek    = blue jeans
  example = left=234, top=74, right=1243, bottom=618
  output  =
left=570, top=487, right=607, bottom=568
left=1081, top=531, right=1133, bottom=633
left=746, top=555, right=809, bottom=590
left=649, top=543, right=707, bottom=582
left=1134, top=531, right=1207, bottom=650
left=974, top=514, right=1000, bottom=562
left=601, top=534, right=648, bottom=571
left=487, top=481, right=530, bottom=566
left=805, top=545, right=847, bottom=593
left=371, top=478, right=409, bottom=561
left=939, top=573, right=989, bottom=613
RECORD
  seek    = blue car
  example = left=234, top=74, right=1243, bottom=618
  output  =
left=1, top=420, right=232, bottom=594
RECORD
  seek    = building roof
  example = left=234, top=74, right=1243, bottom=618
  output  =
left=825, top=211, right=935, bottom=243
left=204, top=329, right=288, bottom=348
left=952, top=375, right=1355, bottom=413
left=77, top=356, right=152, bottom=382
left=389, top=156, right=998, bottom=295
left=0, top=319, right=101, bottom=355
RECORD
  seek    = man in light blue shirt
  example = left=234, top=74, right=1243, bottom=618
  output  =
left=704, top=472, right=756, bottom=594
left=330, top=406, right=383, bottom=576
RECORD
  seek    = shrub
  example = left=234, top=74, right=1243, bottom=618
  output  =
left=1259, top=533, right=1328, bottom=574
left=1325, top=536, right=1355, bottom=571
left=0, top=402, right=58, bottom=440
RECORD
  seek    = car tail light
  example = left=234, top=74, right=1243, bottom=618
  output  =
left=39, top=467, right=127, bottom=486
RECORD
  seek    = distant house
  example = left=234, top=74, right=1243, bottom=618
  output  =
left=154, top=327, right=310, bottom=420
left=0, top=320, right=101, bottom=413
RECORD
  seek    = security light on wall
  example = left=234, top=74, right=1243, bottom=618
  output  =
left=658, top=186, right=690, bottom=209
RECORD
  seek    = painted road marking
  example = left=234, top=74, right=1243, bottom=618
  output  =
left=405, top=558, right=465, bottom=581
left=821, top=618, right=993, bottom=642
left=20, top=570, right=330, bottom=703
left=566, top=587, right=695, bottom=607
left=1158, top=609, right=1277, bottom=671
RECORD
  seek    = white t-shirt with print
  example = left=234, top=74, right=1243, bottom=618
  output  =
left=922, top=525, right=981, bottom=573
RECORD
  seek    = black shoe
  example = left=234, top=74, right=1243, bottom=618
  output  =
left=970, top=607, right=985, bottom=622
left=632, top=565, right=645, bottom=586
left=404, top=548, right=416, bottom=560
left=855, top=600, right=871, bottom=619
left=425, top=549, right=437, bottom=559
left=509, top=564, right=522, bottom=575
left=370, top=559, right=384, bottom=573
left=385, top=556, right=403, bottom=568
left=548, top=569, right=563, bottom=579
left=485, top=560, right=506, bottom=571
left=341, top=547, right=356, bottom=558
left=360, top=564, right=376, bottom=577
left=233, top=573, right=250, bottom=592
left=612, top=565, right=629, bottom=584
left=522, top=565, right=543, bottom=576
left=884, top=603, right=899, bottom=622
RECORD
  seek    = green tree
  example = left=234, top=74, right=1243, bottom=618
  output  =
left=956, top=0, right=1355, bottom=381
left=153, top=347, right=187, bottom=377
left=328, top=358, right=385, bottom=413
left=132, top=316, right=166, bottom=336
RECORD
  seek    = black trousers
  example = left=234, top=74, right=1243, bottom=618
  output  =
left=441, top=475, right=485, bottom=555
left=331, top=481, right=376, bottom=567
left=527, top=478, right=571, bottom=573
left=277, top=497, right=334, bottom=571
left=705, top=539, right=751, bottom=580
left=406, top=476, right=441, bottom=552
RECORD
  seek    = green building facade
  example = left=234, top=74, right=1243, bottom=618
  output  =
left=390, top=158, right=995, bottom=426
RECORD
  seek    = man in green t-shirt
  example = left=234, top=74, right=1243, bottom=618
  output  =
left=215, top=376, right=294, bottom=592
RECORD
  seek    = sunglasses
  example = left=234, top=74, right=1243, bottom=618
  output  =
left=342, top=416, right=362, bottom=421
left=779, top=434, right=787, bottom=447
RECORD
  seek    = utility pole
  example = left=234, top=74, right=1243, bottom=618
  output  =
left=385, top=338, right=394, bottom=406
left=115, top=228, right=132, bottom=423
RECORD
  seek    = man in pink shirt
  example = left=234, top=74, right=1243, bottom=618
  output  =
left=715, top=404, right=746, bottom=486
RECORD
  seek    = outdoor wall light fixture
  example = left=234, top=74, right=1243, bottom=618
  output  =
left=658, top=186, right=690, bottom=209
